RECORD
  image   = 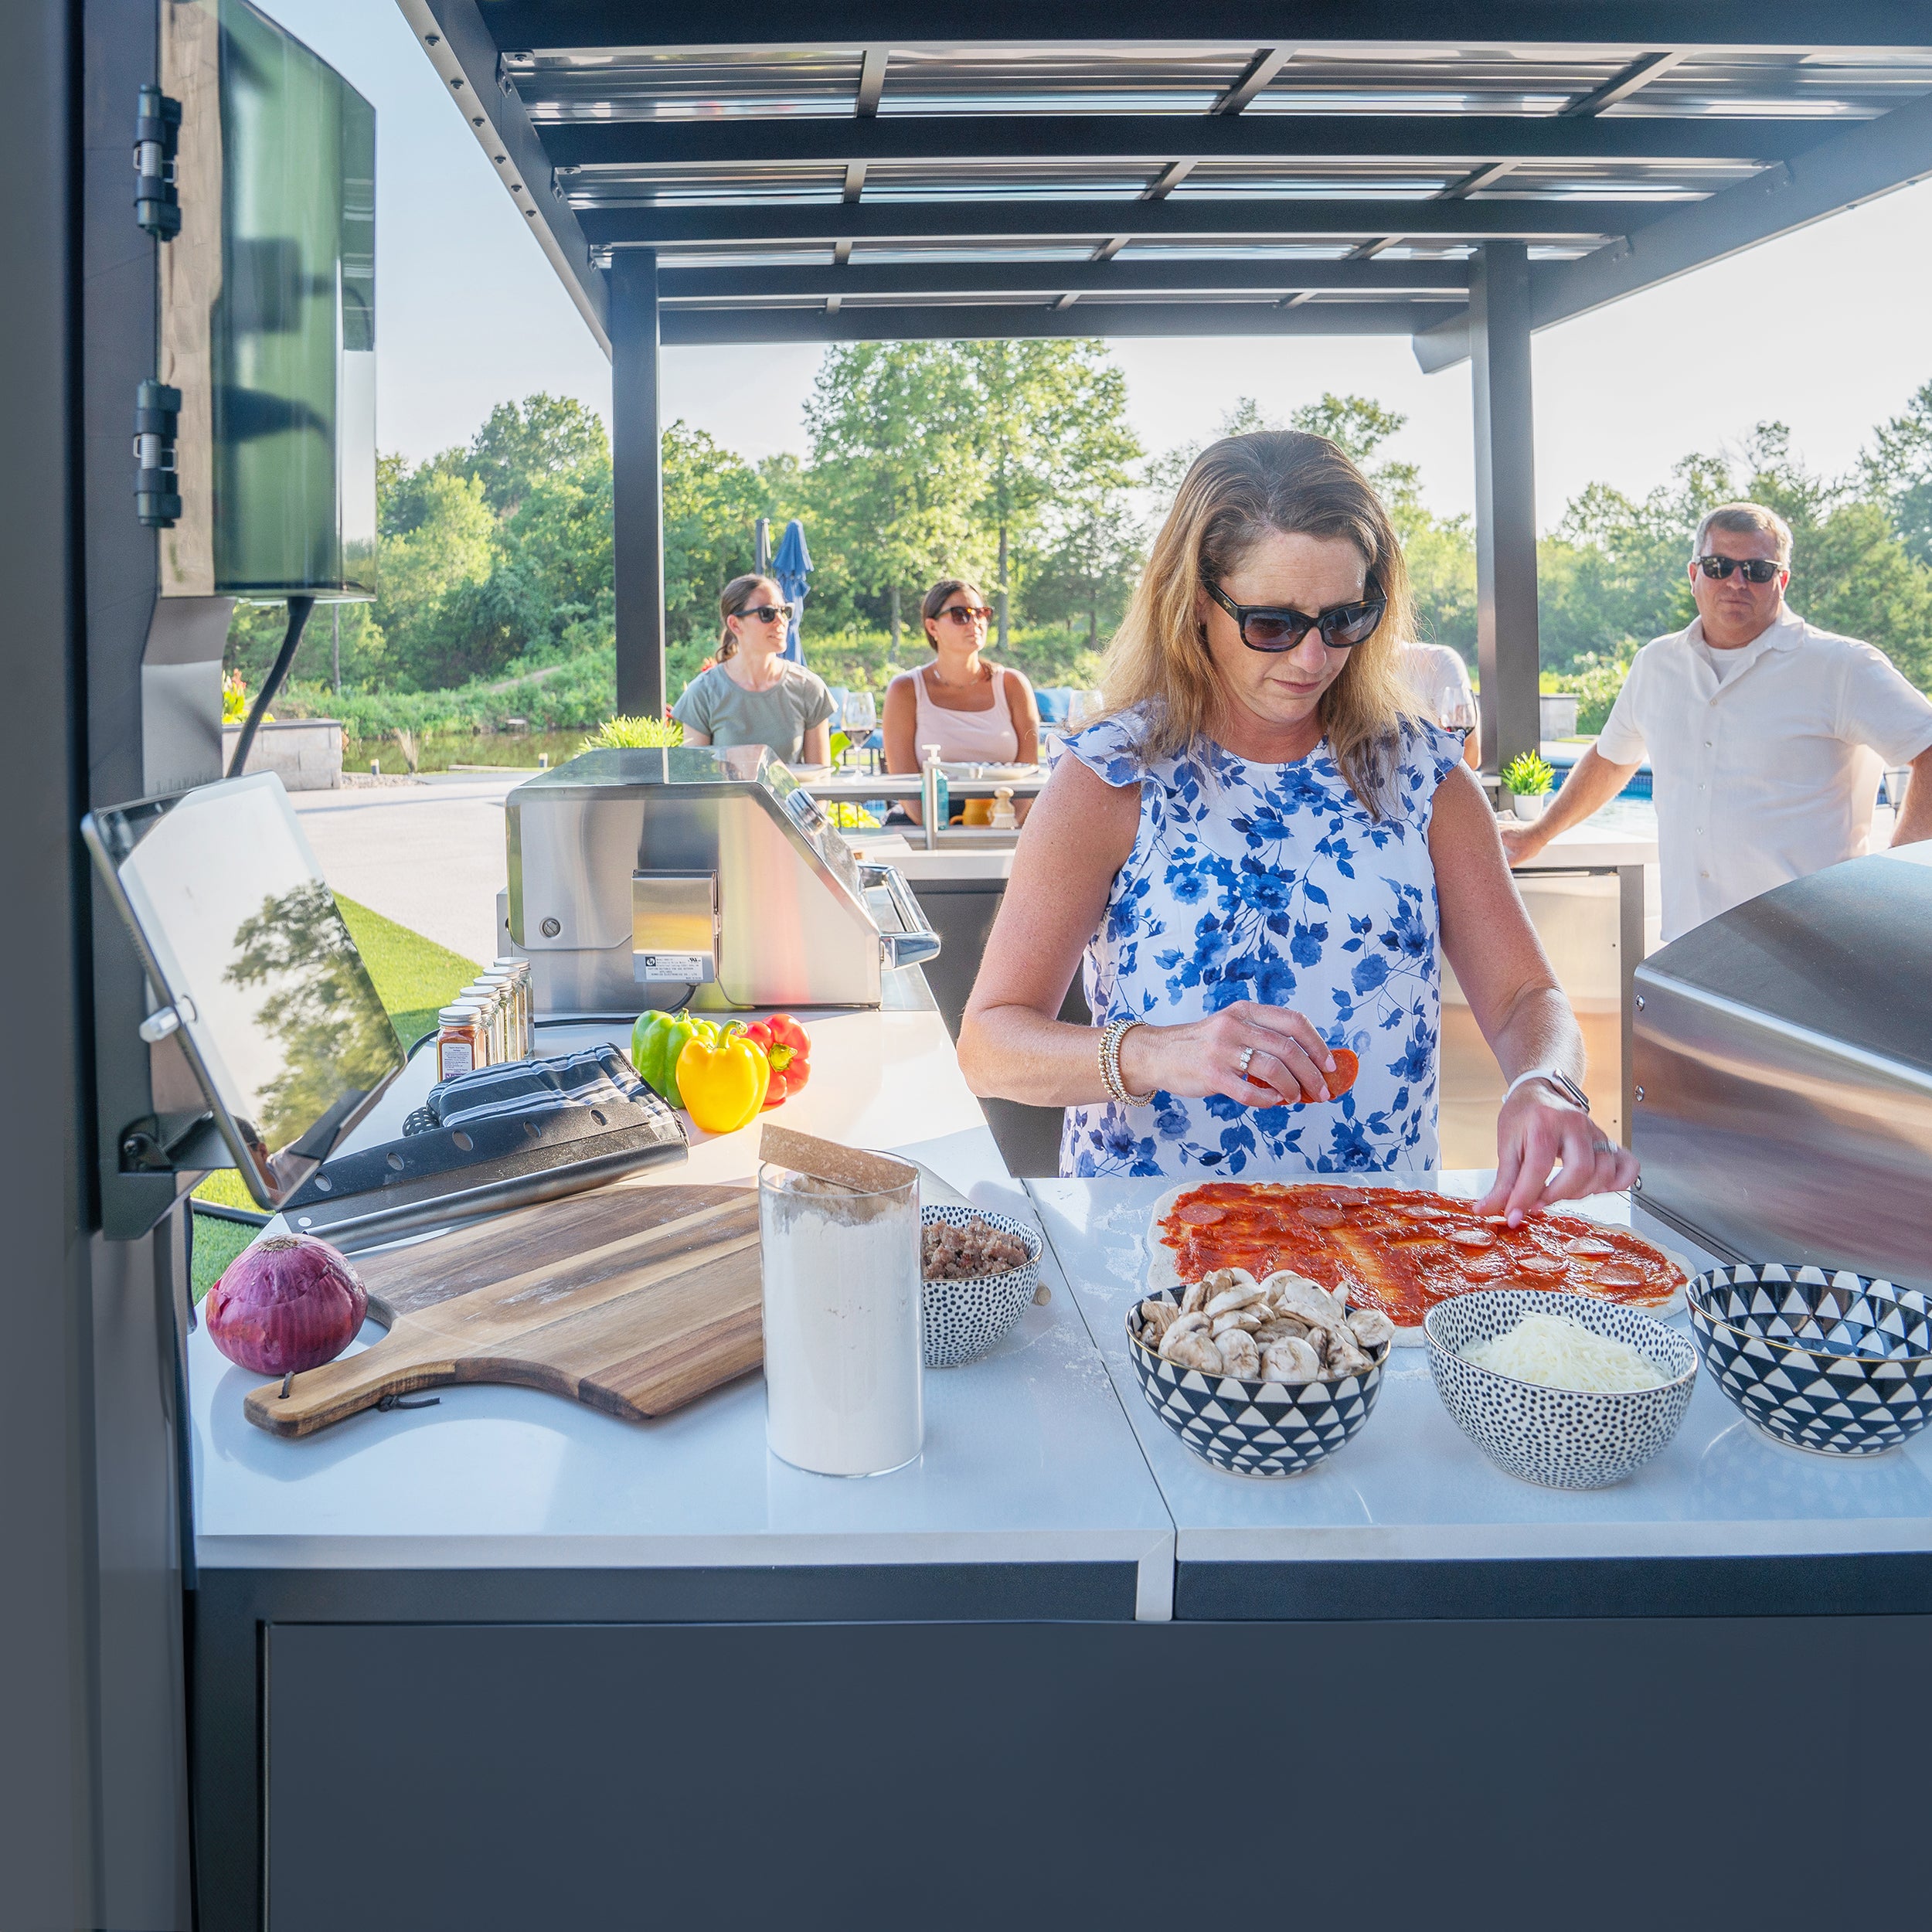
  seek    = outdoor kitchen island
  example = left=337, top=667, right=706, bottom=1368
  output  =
left=185, top=990, right=1932, bottom=1930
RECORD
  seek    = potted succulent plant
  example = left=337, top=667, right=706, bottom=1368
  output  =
left=1501, top=750, right=1556, bottom=821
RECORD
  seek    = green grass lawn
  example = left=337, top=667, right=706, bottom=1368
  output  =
left=189, top=893, right=481, bottom=1297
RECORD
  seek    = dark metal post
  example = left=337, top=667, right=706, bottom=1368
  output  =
left=611, top=250, right=665, bottom=719
left=1468, top=240, right=1541, bottom=774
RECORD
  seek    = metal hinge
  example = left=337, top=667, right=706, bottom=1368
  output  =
left=134, top=85, right=182, bottom=240
left=134, top=379, right=182, bottom=528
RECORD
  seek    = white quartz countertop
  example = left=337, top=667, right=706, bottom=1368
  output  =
left=189, top=1003, right=1174, bottom=1610
left=1031, top=1175, right=1932, bottom=1567
left=190, top=1009, right=1919, bottom=1607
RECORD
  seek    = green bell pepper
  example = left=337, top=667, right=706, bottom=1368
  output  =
left=630, top=1009, right=719, bottom=1111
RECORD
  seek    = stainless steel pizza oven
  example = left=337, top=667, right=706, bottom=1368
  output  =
left=503, top=746, right=939, bottom=1016
left=1631, top=844, right=1932, bottom=1290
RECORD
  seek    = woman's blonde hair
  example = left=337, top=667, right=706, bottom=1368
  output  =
left=716, top=574, right=779, bottom=661
left=1100, top=430, right=1420, bottom=817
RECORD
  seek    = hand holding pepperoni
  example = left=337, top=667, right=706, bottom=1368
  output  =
left=1116, top=1001, right=1342, bottom=1109
left=1477, top=1078, right=1638, bottom=1225
left=1249, top=1046, right=1357, bottom=1106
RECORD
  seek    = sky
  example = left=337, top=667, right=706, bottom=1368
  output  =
left=273, top=0, right=1932, bottom=531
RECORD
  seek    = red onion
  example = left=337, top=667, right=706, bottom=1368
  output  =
left=206, top=1233, right=368, bottom=1376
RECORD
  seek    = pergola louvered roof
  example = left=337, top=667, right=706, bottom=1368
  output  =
left=400, top=5, right=1932, bottom=365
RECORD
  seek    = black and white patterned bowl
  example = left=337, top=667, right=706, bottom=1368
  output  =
left=920, top=1206, right=1042, bottom=1368
left=1124, top=1288, right=1389, bottom=1478
left=1425, top=1289, right=1697, bottom=1490
left=1687, top=1264, right=1932, bottom=1458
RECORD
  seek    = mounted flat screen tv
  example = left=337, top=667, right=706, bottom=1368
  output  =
left=159, top=0, right=376, bottom=600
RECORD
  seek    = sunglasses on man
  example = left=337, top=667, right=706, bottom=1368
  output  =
left=733, top=603, right=793, bottom=623
left=1201, top=577, right=1386, bottom=652
left=937, top=604, right=995, bottom=625
left=1693, top=555, right=1784, bottom=584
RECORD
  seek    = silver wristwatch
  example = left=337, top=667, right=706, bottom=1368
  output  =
left=1502, top=1066, right=1592, bottom=1113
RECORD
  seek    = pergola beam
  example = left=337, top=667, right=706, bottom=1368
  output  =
left=1213, top=46, right=1292, bottom=115
left=658, top=258, right=1469, bottom=298
left=1413, top=86, right=1932, bottom=369
left=540, top=114, right=1819, bottom=171
left=582, top=198, right=1634, bottom=246
left=488, top=6, right=1932, bottom=49
left=658, top=299, right=1449, bottom=344
left=1560, top=49, right=1688, bottom=117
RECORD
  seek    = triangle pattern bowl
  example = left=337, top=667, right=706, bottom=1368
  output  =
left=1124, top=1289, right=1388, bottom=1478
left=1687, top=1264, right=1932, bottom=1458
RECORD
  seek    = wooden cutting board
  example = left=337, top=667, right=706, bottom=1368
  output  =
left=243, top=1182, right=761, bottom=1437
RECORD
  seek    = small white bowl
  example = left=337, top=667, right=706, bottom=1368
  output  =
left=1425, top=1288, right=1696, bottom=1489
left=920, top=1206, right=1042, bottom=1367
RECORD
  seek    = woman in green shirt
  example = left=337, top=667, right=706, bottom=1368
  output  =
left=672, top=574, right=835, bottom=767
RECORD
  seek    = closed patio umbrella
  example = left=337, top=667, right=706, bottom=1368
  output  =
left=772, top=519, right=811, bottom=665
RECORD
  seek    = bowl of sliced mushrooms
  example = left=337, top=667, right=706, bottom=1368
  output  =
left=1124, top=1268, right=1395, bottom=1477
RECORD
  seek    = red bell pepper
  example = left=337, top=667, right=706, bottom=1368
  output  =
left=743, top=1013, right=812, bottom=1106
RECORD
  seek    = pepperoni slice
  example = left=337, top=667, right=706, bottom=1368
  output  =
left=1447, top=1226, right=1495, bottom=1250
left=1298, top=1206, right=1347, bottom=1229
left=1326, top=1187, right=1370, bottom=1207
left=1590, top=1262, right=1647, bottom=1290
left=1563, top=1236, right=1614, bottom=1258
left=1175, top=1203, right=1225, bottom=1226
left=1513, top=1253, right=1567, bottom=1278
left=1250, top=1046, right=1361, bottom=1104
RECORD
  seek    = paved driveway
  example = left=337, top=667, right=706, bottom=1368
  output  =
left=292, top=773, right=522, bottom=964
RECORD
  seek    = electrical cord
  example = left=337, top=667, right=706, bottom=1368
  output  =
left=226, top=594, right=315, bottom=779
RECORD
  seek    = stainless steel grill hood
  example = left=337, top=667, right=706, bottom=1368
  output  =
left=1631, top=843, right=1932, bottom=1289
left=504, top=746, right=938, bottom=1015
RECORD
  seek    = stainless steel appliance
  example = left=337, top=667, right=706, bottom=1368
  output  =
left=1631, top=844, right=1932, bottom=1289
left=504, top=747, right=940, bottom=1015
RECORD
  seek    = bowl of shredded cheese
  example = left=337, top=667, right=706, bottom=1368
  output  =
left=1425, top=1289, right=1698, bottom=1489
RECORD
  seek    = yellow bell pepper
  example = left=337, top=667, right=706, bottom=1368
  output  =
left=675, top=1027, right=770, bottom=1134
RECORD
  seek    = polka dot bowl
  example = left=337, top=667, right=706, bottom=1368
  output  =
left=1425, top=1288, right=1697, bottom=1489
left=920, top=1206, right=1043, bottom=1368
left=1124, top=1288, right=1391, bottom=1478
left=1687, top=1264, right=1932, bottom=1458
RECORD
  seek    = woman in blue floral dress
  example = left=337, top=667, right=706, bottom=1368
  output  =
left=958, top=430, right=1635, bottom=1221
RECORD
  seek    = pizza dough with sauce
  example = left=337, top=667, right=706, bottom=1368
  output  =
left=1147, top=1179, right=1687, bottom=1345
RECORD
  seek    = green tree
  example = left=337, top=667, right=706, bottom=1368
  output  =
left=958, top=342, right=1142, bottom=647
left=1861, top=377, right=1932, bottom=566
left=803, top=344, right=988, bottom=647
left=463, top=393, right=610, bottom=515
left=662, top=421, right=765, bottom=690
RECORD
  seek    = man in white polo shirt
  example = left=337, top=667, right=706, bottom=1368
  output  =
left=1501, top=502, right=1932, bottom=941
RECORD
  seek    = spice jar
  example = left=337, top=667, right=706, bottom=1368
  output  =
left=474, top=971, right=515, bottom=1064
left=492, top=957, right=532, bottom=1059
left=435, top=1001, right=488, bottom=1080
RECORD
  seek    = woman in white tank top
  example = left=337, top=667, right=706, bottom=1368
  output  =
left=883, top=577, right=1042, bottom=824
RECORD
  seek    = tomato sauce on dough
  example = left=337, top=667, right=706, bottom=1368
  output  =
left=1155, top=1181, right=1682, bottom=1328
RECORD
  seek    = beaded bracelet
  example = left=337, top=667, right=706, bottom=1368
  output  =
left=1098, top=1016, right=1156, bottom=1107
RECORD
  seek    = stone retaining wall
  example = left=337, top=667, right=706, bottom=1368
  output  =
left=222, top=718, right=343, bottom=791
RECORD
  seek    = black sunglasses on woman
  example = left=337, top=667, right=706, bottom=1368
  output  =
left=733, top=603, right=792, bottom=624
left=1201, top=577, right=1386, bottom=652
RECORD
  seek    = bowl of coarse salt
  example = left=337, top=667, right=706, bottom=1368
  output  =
left=1425, top=1288, right=1697, bottom=1490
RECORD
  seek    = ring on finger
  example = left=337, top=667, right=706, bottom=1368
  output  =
left=1591, top=1140, right=1614, bottom=1154
left=1237, top=1044, right=1256, bottom=1077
